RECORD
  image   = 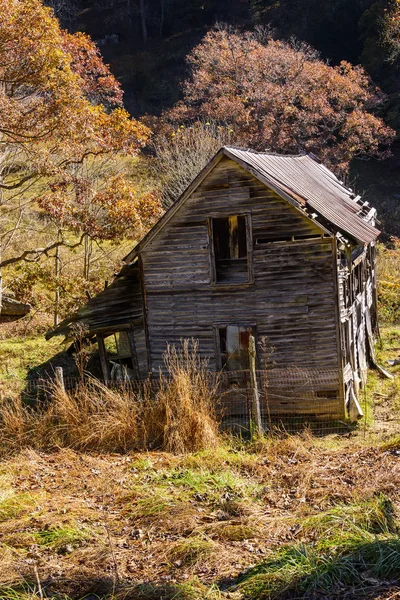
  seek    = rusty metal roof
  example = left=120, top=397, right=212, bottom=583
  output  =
left=224, top=147, right=379, bottom=244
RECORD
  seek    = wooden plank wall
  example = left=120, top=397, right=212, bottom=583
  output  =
left=338, top=243, right=377, bottom=403
left=141, top=156, right=343, bottom=416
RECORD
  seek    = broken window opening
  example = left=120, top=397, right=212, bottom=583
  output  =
left=218, top=324, right=255, bottom=371
left=211, top=215, right=249, bottom=283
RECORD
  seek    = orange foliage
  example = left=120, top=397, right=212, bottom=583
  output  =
left=62, top=30, right=124, bottom=107
left=38, top=176, right=163, bottom=241
left=0, top=0, right=150, bottom=193
left=167, top=29, right=395, bottom=172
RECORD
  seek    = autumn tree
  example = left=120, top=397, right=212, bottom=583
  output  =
left=0, top=0, right=153, bottom=314
left=38, top=167, right=162, bottom=279
left=166, top=28, right=395, bottom=173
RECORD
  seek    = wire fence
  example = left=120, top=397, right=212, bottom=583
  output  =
left=11, top=367, right=391, bottom=436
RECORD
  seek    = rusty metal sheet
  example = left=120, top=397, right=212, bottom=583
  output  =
left=225, top=147, right=379, bottom=244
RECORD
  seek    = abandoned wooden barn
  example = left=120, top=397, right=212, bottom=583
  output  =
left=47, top=147, right=380, bottom=420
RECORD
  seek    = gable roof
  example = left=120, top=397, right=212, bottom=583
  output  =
left=124, top=147, right=379, bottom=263
left=225, top=148, right=379, bottom=245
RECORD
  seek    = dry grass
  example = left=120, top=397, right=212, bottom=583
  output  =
left=141, top=340, right=220, bottom=453
left=0, top=440, right=399, bottom=599
left=0, top=340, right=220, bottom=455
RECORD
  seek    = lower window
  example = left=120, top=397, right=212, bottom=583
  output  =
left=217, top=324, right=255, bottom=371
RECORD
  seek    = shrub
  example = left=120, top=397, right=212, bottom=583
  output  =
left=142, top=340, right=220, bottom=453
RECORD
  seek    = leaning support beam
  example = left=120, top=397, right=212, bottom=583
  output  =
left=97, top=334, right=110, bottom=382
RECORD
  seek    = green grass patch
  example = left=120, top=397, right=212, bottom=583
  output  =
left=0, top=588, right=38, bottom=600
left=299, top=494, right=398, bottom=542
left=130, top=494, right=184, bottom=518
left=137, top=464, right=261, bottom=505
left=180, top=445, right=260, bottom=472
left=0, top=335, right=61, bottom=384
left=234, top=496, right=400, bottom=599
left=0, top=490, right=37, bottom=522
left=33, top=524, right=92, bottom=551
left=208, top=523, right=256, bottom=541
left=235, top=535, right=400, bottom=599
left=168, top=538, right=216, bottom=566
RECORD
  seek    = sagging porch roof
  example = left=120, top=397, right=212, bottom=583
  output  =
left=46, top=262, right=142, bottom=340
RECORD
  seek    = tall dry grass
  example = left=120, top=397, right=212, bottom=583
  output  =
left=142, top=340, right=220, bottom=453
left=0, top=340, right=220, bottom=455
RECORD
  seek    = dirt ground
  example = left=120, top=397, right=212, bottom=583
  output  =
left=1, top=435, right=400, bottom=598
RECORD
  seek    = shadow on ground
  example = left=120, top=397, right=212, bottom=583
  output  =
left=22, top=347, right=103, bottom=404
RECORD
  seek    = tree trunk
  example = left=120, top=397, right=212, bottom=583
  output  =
left=54, top=238, right=61, bottom=327
left=139, top=0, right=148, bottom=44
left=83, top=234, right=92, bottom=280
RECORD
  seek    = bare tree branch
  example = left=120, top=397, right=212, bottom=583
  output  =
left=0, top=234, right=85, bottom=268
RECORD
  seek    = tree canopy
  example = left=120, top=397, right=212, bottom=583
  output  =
left=0, top=0, right=149, bottom=195
left=166, top=28, right=395, bottom=172
left=0, top=0, right=159, bottom=274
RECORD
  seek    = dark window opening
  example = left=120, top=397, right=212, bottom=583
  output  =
left=212, top=216, right=248, bottom=283
left=218, top=324, right=255, bottom=371
left=351, top=262, right=364, bottom=297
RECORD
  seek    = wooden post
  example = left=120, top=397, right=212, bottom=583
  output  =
left=128, top=328, right=140, bottom=380
left=55, top=366, right=65, bottom=392
left=97, top=334, right=110, bottom=382
left=249, top=335, right=263, bottom=437
left=54, top=239, right=60, bottom=327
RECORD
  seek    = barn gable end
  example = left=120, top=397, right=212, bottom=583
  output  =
left=140, top=156, right=343, bottom=416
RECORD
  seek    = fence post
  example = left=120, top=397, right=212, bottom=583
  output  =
left=249, top=335, right=263, bottom=437
left=55, top=366, right=65, bottom=392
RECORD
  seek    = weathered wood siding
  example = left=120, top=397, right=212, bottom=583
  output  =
left=141, top=156, right=343, bottom=415
left=337, top=243, right=377, bottom=404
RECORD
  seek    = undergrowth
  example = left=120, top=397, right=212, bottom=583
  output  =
left=235, top=495, right=400, bottom=599
left=0, top=340, right=220, bottom=455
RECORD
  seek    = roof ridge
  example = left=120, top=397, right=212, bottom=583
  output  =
left=223, top=146, right=305, bottom=158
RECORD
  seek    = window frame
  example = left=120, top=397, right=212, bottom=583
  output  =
left=208, top=213, right=253, bottom=287
left=213, top=322, right=257, bottom=371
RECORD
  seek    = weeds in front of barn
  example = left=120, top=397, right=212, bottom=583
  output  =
left=0, top=340, right=220, bottom=455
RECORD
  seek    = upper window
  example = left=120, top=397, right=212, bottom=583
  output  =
left=210, top=215, right=250, bottom=284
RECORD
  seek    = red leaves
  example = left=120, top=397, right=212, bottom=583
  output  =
left=167, top=28, right=395, bottom=172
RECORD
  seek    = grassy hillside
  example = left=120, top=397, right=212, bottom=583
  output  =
left=0, top=325, right=400, bottom=599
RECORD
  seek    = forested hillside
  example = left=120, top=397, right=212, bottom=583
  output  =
left=49, top=0, right=400, bottom=121
left=48, top=0, right=400, bottom=234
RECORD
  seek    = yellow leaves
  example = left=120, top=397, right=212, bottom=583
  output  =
left=38, top=171, right=163, bottom=243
